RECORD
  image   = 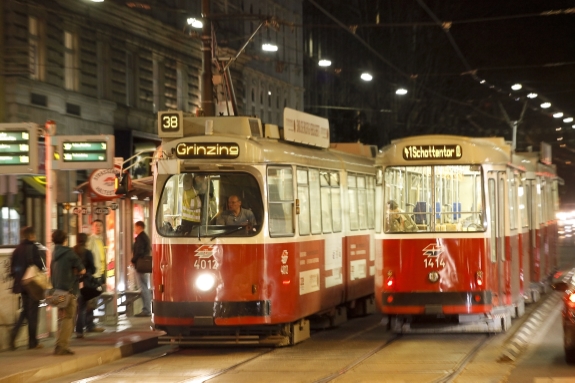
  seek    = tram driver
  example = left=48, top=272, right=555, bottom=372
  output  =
left=180, top=173, right=217, bottom=234
left=216, top=195, right=257, bottom=231
left=385, top=200, right=418, bottom=232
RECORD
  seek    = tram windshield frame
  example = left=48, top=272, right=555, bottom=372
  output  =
left=383, top=164, right=485, bottom=233
left=156, top=172, right=263, bottom=238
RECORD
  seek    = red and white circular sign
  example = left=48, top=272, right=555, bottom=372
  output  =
left=89, top=168, right=117, bottom=199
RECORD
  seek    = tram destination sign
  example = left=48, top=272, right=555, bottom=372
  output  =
left=56, top=135, right=114, bottom=170
left=403, top=144, right=462, bottom=160
left=175, top=142, right=240, bottom=159
left=0, top=123, right=39, bottom=174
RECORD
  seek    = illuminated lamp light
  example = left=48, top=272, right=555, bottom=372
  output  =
left=360, top=72, right=373, bottom=81
left=262, top=43, right=278, bottom=52
left=474, top=294, right=482, bottom=303
left=187, top=18, right=203, bottom=29
left=527, top=93, right=538, bottom=99
left=572, top=125, right=575, bottom=129
left=476, top=271, right=483, bottom=287
left=387, top=295, right=394, bottom=303
left=318, top=59, right=332, bottom=67
left=396, top=88, right=408, bottom=96
left=511, top=83, right=522, bottom=91
left=569, top=293, right=575, bottom=304
left=540, top=102, right=551, bottom=109
left=480, top=79, right=486, bottom=84
left=553, top=112, right=564, bottom=118
left=282, top=280, right=290, bottom=285
left=556, top=127, right=562, bottom=131
left=195, top=273, right=216, bottom=292
left=564, top=117, right=573, bottom=123
left=558, top=137, right=564, bottom=141
left=91, top=0, right=104, bottom=2
left=385, top=270, right=395, bottom=288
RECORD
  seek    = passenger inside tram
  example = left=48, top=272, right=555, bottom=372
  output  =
left=385, top=200, right=418, bottom=232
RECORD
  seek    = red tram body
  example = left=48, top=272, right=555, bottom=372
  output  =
left=374, top=135, right=560, bottom=332
left=152, top=109, right=378, bottom=345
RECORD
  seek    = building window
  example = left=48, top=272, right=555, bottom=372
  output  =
left=126, top=51, right=136, bottom=107
left=64, top=30, right=79, bottom=91
left=152, top=55, right=165, bottom=113
left=177, top=62, right=188, bottom=111
left=28, top=16, right=45, bottom=81
left=97, top=41, right=111, bottom=99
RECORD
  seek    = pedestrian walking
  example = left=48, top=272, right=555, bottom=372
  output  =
left=85, top=220, right=106, bottom=332
left=73, top=233, right=96, bottom=338
left=9, top=226, right=45, bottom=350
left=131, top=221, right=152, bottom=317
left=50, top=230, right=85, bottom=355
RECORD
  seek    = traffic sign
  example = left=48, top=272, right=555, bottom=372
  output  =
left=72, top=207, right=89, bottom=215
left=56, top=135, right=114, bottom=170
left=94, top=207, right=110, bottom=215
left=0, top=123, right=39, bottom=174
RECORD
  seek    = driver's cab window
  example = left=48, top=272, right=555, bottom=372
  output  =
left=156, top=172, right=262, bottom=237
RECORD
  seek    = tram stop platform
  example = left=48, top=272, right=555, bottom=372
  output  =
left=0, top=315, right=163, bottom=383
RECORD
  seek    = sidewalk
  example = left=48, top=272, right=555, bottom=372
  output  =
left=0, top=316, right=164, bottom=383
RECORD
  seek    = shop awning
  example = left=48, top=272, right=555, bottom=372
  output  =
left=22, top=176, right=46, bottom=195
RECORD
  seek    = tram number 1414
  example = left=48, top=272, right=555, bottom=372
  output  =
left=194, top=259, right=219, bottom=270
left=424, top=257, right=445, bottom=268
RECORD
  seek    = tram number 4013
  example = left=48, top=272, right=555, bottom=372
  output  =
left=194, top=259, right=218, bottom=270
left=424, top=257, right=445, bottom=268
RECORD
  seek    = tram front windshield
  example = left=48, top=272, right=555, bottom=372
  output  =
left=384, top=165, right=484, bottom=233
left=157, top=172, right=263, bottom=237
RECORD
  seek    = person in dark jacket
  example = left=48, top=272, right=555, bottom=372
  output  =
left=9, top=226, right=45, bottom=350
left=131, top=221, right=152, bottom=317
left=73, top=233, right=96, bottom=338
left=50, top=230, right=85, bottom=355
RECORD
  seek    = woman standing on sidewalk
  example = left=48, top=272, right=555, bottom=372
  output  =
left=73, top=233, right=96, bottom=338
left=50, top=230, right=85, bottom=355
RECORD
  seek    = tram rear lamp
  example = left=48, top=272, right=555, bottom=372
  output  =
left=476, top=271, right=483, bottom=287
left=387, top=295, right=394, bottom=303
left=195, top=273, right=216, bottom=292
left=474, top=294, right=482, bottom=303
left=569, top=293, right=575, bottom=304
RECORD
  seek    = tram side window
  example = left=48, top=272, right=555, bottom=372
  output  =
left=367, top=176, right=375, bottom=229
left=508, top=173, right=517, bottom=230
left=308, top=169, right=322, bottom=234
left=268, top=167, right=295, bottom=236
left=517, top=176, right=529, bottom=228
left=297, top=168, right=311, bottom=236
left=348, top=175, right=359, bottom=230
left=330, top=172, right=342, bottom=232
left=320, top=171, right=333, bottom=233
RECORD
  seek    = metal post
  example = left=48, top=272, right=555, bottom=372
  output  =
left=201, top=0, right=215, bottom=116
left=44, top=120, right=58, bottom=335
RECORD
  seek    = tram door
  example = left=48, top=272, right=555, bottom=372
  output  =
left=488, top=172, right=506, bottom=307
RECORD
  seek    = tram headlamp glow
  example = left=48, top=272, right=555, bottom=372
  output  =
left=195, top=273, right=216, bottom=292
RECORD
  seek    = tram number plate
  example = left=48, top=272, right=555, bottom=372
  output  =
left=194, top=259, right=218, bottom=270
left=424, top=257, right=445, bottom=268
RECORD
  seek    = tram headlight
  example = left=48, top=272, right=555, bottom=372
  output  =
left=195, top=273, right=216, bottom=292
left=476, top=271, right=484, bottom=287
left=428, top=271, right=439, bottom=283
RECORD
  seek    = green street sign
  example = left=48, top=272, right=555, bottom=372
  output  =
left=62, top=141, right=107, bottom=162
left=0, top=124, right=38, bottom=173
left=56, top=135, right=114, bottom=170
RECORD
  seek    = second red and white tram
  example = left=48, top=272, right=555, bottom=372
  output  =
left=374, top=135, right=561, bottom=332
left=152, top=109, right=378, bottom=345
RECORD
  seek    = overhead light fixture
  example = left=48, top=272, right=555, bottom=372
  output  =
left=511, top=83, right=522, bottom=91
left=262, top=43, right=278, bottom=52
left=563, top=117, right=573, bottom=123
left=557, top=137, right=564, bottom=141
left=187, top=18, right=203, bottom=29
left=318, top=59, right=332, bottom=67
left=540, top=102, right=551, bottom=109
left=556, top=127, right=562, bottom=131
left=360, top=72, right=373, bottom=81
left=396, top=88, right=408, bottom=96
left=553, top=112, right=564, bottom=118
left=527, top=93, right=538, bottom=99
left=90, top=0, right=104, bottom=2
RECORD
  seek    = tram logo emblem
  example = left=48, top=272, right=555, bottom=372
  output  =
left=195, top=245, right=215, bottom=259
left=422, top=244, right=443, bottom=258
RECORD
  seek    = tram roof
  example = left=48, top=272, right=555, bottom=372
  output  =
left=377, top=135, right=511, bottom=166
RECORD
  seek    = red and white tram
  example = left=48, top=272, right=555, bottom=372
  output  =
left=152, top=108, right=378, bottom=345
left=374, top=135, right=561, bottom=332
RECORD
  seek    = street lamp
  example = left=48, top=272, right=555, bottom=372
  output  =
left=395, top=88, right=408, bottom=96
left=527, top=93, right=538, bottom=99
left=187, top=18, right=203, bottom=29
left=511, top=83, right=522, bottom=91
left=360, top=72, right=372, bottom=81
left=262, top=43, right=278, bottom=52
left=553, top=112, right=564, bottom=118
left=318, top=59, right=332, bottom=67
left=541, top=102, right=551, bottom=109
